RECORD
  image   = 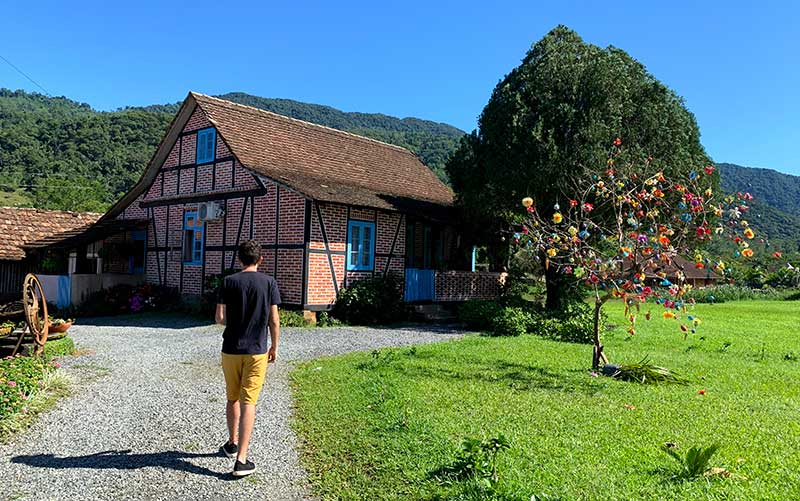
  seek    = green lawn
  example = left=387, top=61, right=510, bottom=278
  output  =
left=290, top=301, right=800, bottom=500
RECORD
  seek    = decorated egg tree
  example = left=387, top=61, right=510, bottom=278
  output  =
left=516, top=139, right=762, bottom=370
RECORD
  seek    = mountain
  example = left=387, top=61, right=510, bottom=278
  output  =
left=0, top=88, right=798, bottom=256
left=717, top=163, right=800, bottom=253
left=0, top=89, right=463, bottom=212
left=131, top=91, right=464, bottom=181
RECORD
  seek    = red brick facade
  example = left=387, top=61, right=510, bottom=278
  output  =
left=115, top=106, right=415, bottom=308
left=111, top=101, right=501, bottom=309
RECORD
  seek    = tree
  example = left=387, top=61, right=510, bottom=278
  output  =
left=447, top=26, right=714, bottom=309
left=517, top=140, right=758, bottom=369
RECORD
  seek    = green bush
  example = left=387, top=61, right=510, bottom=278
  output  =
left=683, top=285, right=790, bottom=304
left=0, top=355, right=59, bottom=419
left=458, top=300, right=503, bottom=331
left=332, top=274, right=404, bottom=325
left=75, top=283, right=180, bottom=316
left=785, top=290, right=800, bottom=301
left=280, top=309, right=309, bottom=327
left=500, top=277, right=545, bottom=308
left=490, top=307, right=533, bottom=337
left=542, top=300, right=599, bottom=344
left=317, top=311, right=343, bottom=327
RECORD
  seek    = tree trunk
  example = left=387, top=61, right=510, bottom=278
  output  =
left=591, top=300, right=605, bottom=370
left=543, top=251, right=563, bottom=312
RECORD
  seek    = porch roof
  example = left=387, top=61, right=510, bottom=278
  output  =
left=0, top=207, right=101, bottom=261
left=23, top=219, right=148, bottom=252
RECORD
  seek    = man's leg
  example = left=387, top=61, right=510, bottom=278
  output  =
left=221, top=354, right=243, bottom=446
left=236, top=354, right=268, bottom=464
left=226, top=399, right=240, bottom=445
left=236, top=403, right=256, bottom=462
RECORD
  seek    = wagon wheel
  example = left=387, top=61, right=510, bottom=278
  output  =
left=22, top=273, right=49, bottom=353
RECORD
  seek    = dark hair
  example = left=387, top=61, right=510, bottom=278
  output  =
left=238, top=240, right=262, bottom=266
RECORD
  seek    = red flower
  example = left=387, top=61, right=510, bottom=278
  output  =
left=704, top=165, right=715, bottom=175
left=698, top=389, right=706, bottom=395
left=613, top=137, right=622, bottom=146
left=582, top=203, right=594, bottom=212
left=569, top=199, right=578, bottom=207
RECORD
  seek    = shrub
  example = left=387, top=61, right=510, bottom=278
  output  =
left=683, top=285, right=788, bottom=303
left=0, top=355, right=59, bottom=420
left=332, top=274, right=404, bottom=325
left=500, top=277, right=545, bottom=308
left=530, top=300, right=599, bottom=344
left=317, top=311, right=343, bottom=327
left=458, top=300, right=503, bottom=331
left=785, top=290, right=800, bottom=301
left=490, top=307, right=533, bottom=337
left=280, top=309, right=309, bottom=327
left=76, top=283, right=179, bottom=316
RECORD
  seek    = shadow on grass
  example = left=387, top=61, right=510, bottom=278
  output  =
left=364, top=352, right=602, bottom=396
left=11, top=449, right=237, bottom=480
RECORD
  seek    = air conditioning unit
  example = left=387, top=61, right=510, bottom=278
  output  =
left=198, top=202, right=224, bottom=221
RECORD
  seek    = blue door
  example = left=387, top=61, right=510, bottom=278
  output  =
left=404, top=268, right=435, bottom=302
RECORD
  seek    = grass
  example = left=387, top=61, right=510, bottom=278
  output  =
left=290, top=301, right=800, bottom=500
left=0, top=336, right=75, bottom=443
left=0, top=370, right=71, bottom=443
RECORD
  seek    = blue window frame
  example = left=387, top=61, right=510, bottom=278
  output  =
left=196, top=128, right=216, bottom=164
left=347, top=220, right=375, bottom=271
left=183, top=211, right=204, bottom=265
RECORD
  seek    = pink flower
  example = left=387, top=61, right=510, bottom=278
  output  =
left=7, top=381, right=16, bottom=387
left=590, top=372, right=599, bottom=378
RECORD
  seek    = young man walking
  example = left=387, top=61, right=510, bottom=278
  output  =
left=215, top=240, right=281, bottom=477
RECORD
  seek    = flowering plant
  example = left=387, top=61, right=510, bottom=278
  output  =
left=516, top=139, right=767, bottom=369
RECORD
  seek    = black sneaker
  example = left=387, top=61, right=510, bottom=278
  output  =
left=232, top=459, right=256, bottom=477
left=221, top=441, right=238, bottom=458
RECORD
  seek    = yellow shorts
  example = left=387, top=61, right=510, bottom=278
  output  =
left=221, top=353, right=268, bottom=405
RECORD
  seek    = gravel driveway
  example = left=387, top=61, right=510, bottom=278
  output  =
left=0, top=316, right=464, bottom=501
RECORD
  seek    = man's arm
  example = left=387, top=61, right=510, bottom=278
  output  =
left=215, top=304, right=226, bottom=326
left=267, top=304, right=280, bottom=362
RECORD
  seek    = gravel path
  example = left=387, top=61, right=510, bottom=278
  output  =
left=0, top=316, right=464, bottom=501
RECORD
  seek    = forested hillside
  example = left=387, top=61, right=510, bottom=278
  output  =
left=717, top=163, right=800, bottom=252
left=133, top=91, right=463, bottom=181
left=0, top=88, right=798, bottom=256
left=0, top=89, right=171, bottom=211
left=0, top=89, right=461, bottom=211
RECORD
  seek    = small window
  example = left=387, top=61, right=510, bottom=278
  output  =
left=347, top=220, right=375, bottom=271
left=183, top=211, right=204, bottom=265
left=196, top=128, right=216, bottom=164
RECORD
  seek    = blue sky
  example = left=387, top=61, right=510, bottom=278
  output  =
left=1, top=1, right=798, bottom=176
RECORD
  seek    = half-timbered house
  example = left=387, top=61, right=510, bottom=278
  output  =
left=27, top=93, right=506, bottom=312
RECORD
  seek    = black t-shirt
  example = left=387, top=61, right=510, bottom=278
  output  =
left=218, top=271, right=281, bottom=355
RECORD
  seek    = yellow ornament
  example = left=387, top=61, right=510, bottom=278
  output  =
left=552, top=212, right=563, bottom=224
left=546, top=248, right=557, bottom=257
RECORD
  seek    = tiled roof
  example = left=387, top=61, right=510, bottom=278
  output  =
left=192, top=93, right=455, bottom=214
left=0, top=207, right=101, bottom=261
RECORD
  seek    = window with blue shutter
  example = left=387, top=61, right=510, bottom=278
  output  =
left=347, top=220, right=375, bottom=271
left=196, top=128, right=216, bottom=164
left=183, top=211, right=204, bottom=266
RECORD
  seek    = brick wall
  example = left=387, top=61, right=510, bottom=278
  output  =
left=118, top=106, right=305, bottom=304
left=434, top=271, right=507, bottom=302
left=306, top=202, right=406, bottom=308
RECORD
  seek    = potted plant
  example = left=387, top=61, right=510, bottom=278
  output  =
left=48, top=316, right=74, bottom=333
left=0, top=321, right=15, bottom=336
